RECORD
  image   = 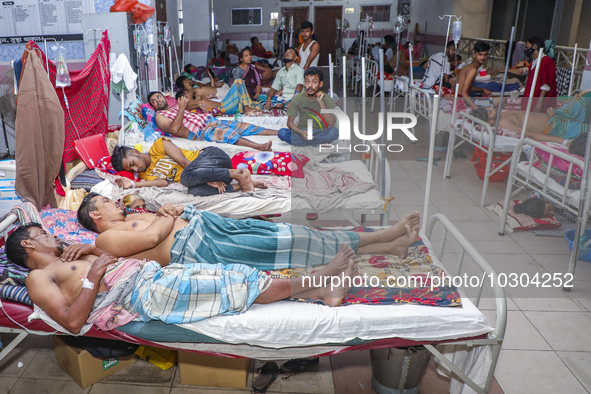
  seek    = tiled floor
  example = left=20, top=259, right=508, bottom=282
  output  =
left=2, top=96, right=591, bottom=393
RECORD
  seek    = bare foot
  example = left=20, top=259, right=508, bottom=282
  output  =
left=236, top=171, right=255, bottom=193
left=254, top=141, right=272, bottom=151
left=253, top=179, right=268, bottom=189
left=321, top=258, right=359, bottom=307
left=381, top=211, right=420, bottom=241
left=245, top=108, right=263, bottom=116
left=388, top=224, right=419, bottom=259
left=313, top=244, right=356, bottom=278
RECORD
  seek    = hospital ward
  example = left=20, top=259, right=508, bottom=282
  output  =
left=1, top=0, right=591, bottom=393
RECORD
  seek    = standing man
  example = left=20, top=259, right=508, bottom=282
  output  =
left=457, top=41, right=493, bottom=110
left=522, top=36, right=557, bottom=113
left=278, top=67, right=338, bottom=146
left=422, top=41, right=456, bottom=89
left=297, top=21, right=320, bottom=70
left=265, top=47, right=304, bottom=110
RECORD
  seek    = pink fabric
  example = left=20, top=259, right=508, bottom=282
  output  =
left=157, top=105, right=212, bottom=133
left=535, top=142, right=587, bottom=177
left=87, top=258, right=142, bottom=331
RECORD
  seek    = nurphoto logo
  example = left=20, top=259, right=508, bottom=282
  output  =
left=309, top=108, right=418, bottom=153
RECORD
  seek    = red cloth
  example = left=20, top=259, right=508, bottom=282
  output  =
left=26, top=31, right=111, bottom=162
left=522, top=55, right=557, bottom=112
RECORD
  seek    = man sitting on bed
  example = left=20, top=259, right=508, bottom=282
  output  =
left=457, top=41, right=493, bottom=110
left=110, top=139, right=267, bottom=195
left=149, top=92, right=276, bottom=151
left=277, top=67, right=339, bottom=146
left=6, top=224, right=361, bottom=334
left=264, top=47, right=304, bottom=110
left=76, top=193, right=420, bottom=269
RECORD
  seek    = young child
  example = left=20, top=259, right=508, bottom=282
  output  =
left=118, top=195, right=149, bottom=214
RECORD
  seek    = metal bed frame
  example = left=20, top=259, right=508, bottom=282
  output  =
left=0, top=211, right=507, bottom=394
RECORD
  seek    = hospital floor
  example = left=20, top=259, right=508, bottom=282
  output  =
left=2, top=99, right=591, bottom=394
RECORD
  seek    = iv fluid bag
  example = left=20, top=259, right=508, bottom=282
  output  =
left=453, top=21, right=462, bottom=43
left=51, top=44, right=71, bottom=88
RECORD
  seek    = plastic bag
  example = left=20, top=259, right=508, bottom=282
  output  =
left=51, top=44, right=71, bottom=88
left=110, top=0, right=138, bottom=12
left=131, top=3, right=155, bottom=24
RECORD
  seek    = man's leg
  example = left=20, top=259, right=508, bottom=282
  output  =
left=203, top=121, right=274, bottom=151
left=277, top=128, right=292, bottom=144
left=180, top=148, right=235, bottom=196
left=255, top=245, right=359, bottom=306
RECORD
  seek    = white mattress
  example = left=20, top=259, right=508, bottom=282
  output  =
left=160, top=160, right=383, bottom=217
left=175, top=230, right=493, bottom=348
left=516, top=161, right=581, bottom=206
left=215, top=115, right=288, bottom=126
left=138, top=124, right=332, bottom=163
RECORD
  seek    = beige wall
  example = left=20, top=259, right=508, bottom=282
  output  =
left=453, top=0, right=493, bottom=39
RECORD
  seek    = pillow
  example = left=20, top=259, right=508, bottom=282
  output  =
left=535, top=142, right=586, bottom=178
left=532, top=159, right=581, bottom=189
left=0, top=284, right=31, bottom=305
left=231, top=151, right=310, bottom=178
left=40, top=209, right=98, bottom=244
left=487, top=199, right=561, bottom=233
left=141, top=97, right=179, bottom=137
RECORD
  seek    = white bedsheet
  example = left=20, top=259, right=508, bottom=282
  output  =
left=215, top=115, right=288, bottom=126
left=175, top=230, right=493, bottom=348
left=138, top=123, right=334, bottom=163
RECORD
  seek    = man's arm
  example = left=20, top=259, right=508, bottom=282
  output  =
left=155, top=114, right=190, bottom=138
left=287, top=116, right=307, bottom=139
left=317, top=92, right=336, bottom=127
left=459, top=67, right=480, bottom=110
left=60, top=243, right=111, bottom=262
left=95, top=215, right=175, bottom=257
left=26, top=255, right=117, bottom=334
left=162, top=140, right=191, bottom=167
left=303, top=42, right=320, bottom=70
left=115, top=177, right=168, bottom=189
left=265, top=88, right=277, bottom=110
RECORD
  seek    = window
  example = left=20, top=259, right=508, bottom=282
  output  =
left=231, top=8, right=263, bottom=26
left=270, top=12, right=279, bottom=26
left=360, top=5, right=391, bottom=22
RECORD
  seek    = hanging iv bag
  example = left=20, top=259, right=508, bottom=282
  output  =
left=51, top=43, right=71, bottom=88
left=452, top=21, right=462, bottom=44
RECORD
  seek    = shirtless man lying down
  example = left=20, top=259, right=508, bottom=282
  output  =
left=6, top=224, right=360, bottom=334
left=470, top=106, right=565, bottom=144
left=75, top=193, right=421, bottom=269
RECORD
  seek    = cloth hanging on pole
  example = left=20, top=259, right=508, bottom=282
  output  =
left=15, top=49, right=65, bottom=209
left=23, top=31, right=111, bottom=162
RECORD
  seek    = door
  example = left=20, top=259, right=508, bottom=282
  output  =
left=314, top=6, right=342, bottom=67
left=281, top=7, right=309, bottom=48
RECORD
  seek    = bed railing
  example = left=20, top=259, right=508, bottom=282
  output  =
left=340, top=143, right=392, bottom=227
left=408, top=86, right=433, bottom=129
left=499, top=138, right=591, bottom=235
left=444, top=111, right=513, bottom=207
left=426, top=213, right=507, bottom=394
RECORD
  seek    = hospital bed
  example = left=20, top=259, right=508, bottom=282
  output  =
left=99, top=134, right=392, bottom=225
left=498, top=138, right=591, bottom=235
left=442, top=109, right=520, bottom=208
left=0, top=211, right=507, bottom=394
